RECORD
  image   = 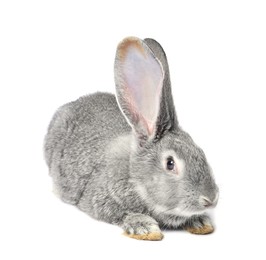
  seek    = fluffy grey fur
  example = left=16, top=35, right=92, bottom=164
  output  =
left=44, top=37, right=219, bottom=239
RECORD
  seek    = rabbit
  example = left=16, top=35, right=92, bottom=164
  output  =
left=44, top=36, right=219, bottom=241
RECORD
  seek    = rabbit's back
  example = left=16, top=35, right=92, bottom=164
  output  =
left=44, top=92, right=130, bottom=205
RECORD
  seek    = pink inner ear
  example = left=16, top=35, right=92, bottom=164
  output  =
left=121, top=44, right=164, bottom=136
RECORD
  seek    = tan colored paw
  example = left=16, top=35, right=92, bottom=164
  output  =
left=186, top=225, right=214, bottom=235
left=123, top=231, right=164, bottom=241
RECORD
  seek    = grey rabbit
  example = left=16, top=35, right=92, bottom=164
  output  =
left=44, top=37, right=219, bottom=240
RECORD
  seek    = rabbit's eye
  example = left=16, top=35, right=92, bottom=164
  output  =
left=166, top=157, right=175, bottom=171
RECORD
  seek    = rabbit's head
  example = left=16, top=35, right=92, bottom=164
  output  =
left=114, top=37, right=219, bottom=217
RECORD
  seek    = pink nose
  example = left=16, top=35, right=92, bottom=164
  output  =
left=199, top=193, right=219, bottom=208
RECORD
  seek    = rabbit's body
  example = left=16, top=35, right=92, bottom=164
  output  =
left=45, top=93, right=146, bottom=223
left=45, top=92, right=194, bottom=227
left=44, top=37, right=219, bottom=240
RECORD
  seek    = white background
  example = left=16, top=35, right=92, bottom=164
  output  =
left=1, top=1, right=266, bottom=259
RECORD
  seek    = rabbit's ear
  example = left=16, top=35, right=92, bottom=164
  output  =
left=144, top=38, right=178, bottom=139
left=115, top=37, right=164, bottom=142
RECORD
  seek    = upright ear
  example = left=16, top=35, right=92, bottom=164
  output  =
left=114, top=37, right=164, bottom=142
left=144, top=38, right=178, bottom=139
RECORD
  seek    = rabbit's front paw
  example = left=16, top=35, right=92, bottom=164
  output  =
left=184, top=214, right=214, bottom=235
left=122, top=213, right=163, bottom=241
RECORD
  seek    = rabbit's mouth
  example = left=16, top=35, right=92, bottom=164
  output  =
left=199, top=193, right=219, bottom=209
left=157, top=192, right=219, bottom=217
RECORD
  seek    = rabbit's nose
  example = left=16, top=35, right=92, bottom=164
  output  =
left=199, top=193, right=219, bottom=208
